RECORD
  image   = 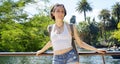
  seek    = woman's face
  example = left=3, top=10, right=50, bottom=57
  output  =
left=52, top=6, right=65, bottom=21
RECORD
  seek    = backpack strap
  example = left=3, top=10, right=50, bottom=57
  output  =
left=47, top=24, right=53, bottom=36
left=69, top=24, right=77, bottom=52
left=69, top=24, right=74, bottom=38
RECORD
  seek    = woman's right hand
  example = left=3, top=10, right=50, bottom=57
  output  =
left=36, top=41, right=52, bottom=56
left=36, top=50, right=44, bottom=56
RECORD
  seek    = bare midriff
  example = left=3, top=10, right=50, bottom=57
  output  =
left=53, top=47, right=73, bottom=55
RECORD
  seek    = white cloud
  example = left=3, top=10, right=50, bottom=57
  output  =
left=116, top=0, right=120, bottom=2
left=36, top=1, right=45, bottom=9
left=74, top=12, right=84, bottom=22
left=24, top=4, right=38, bottom=16
left=64, top=9, right=102, bottom=24
left=24, top=1, right=46, bottom=16
left=24, top=0, right=119, bottom=24
left=64, top=11, right=84, bottom=24
left=86, top=9, right=101, bottom=22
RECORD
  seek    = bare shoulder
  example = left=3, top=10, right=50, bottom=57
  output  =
left=72, top=24, right=79, bottom=36
left=72, top=24, right=77, bottom=31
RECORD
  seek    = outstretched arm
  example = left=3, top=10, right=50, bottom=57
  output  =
left=36, top=41, right=52, bottom=56
left=73, top=25, right=106, bottom=54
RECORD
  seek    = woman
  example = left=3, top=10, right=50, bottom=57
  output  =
left=36, top=3, right=106, bottom=64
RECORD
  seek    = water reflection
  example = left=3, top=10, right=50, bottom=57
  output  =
left=0, top=55, right=120, bottom=64
left=0, top=56, right=53, bottom=64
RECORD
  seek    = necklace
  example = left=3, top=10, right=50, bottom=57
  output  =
left=55, top=24, right=64, bottom=34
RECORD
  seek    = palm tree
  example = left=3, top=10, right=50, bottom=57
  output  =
left=98, top=9, right=110, bottom=21
left=112, top=2, right=120, bottom=24
left=76, top=0, right=92, bottom=21
left=98, top=9, right=110, bottom=43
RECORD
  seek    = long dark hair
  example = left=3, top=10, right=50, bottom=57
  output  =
left=50, top=3, right=67, bottom=20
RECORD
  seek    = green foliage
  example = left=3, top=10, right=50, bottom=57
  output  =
left=118, top=22, right=120, bottom=29
left=77, top=21, right=89, bottom=33
left=112, top=30, right=120, bottom=41
left=112, top=2, right=120, bottom=23
left=0, top=0, right=120, bottom=51
left=76, top=0, right=92, bottom=13
left=112, top=22, right=120, bottom=42
left=0, top=15, right=53, bottom=52
left=77, top=21, right=99, bottom=46
left=76, top=0, right=92, bottom=21
left=0, top=0, right=52, bottom=52
left=98, top=9, right=110, bottom=21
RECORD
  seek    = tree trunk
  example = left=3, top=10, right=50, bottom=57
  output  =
left=103, top=19, right=107, bottom=42
left=116, top=14, right=120, bottom=29
left=84, top=10, right=86, bottom=21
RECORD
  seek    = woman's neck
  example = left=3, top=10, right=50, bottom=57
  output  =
left=55, top=20, right=64, bottom=27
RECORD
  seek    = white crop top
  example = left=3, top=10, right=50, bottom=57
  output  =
left=50, top=23, right=72, bottom=51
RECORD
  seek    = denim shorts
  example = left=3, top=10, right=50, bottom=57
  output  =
left=52, top=49, right=79, bottom=64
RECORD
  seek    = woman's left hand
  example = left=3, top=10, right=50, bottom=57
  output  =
left=96, top=49, right=106, bottom=54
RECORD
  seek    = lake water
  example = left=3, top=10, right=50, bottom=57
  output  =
left=0, top=55, right=120, bottom=64
left=0, top=48, right=120, bottom=64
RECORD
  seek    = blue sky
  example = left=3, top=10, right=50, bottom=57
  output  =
left=49, top=0, right=120, bottom=23
left=24, top=0, right=120, bottom=23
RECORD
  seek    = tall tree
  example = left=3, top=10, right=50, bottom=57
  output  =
left=0, top=0, right=35, bottom=23
left=112, top=2, right=120, bottom=24
left=76, top=0, right=92, bottom=21
left=0, top=0, right=52, bottom=52
left=98, top=9, right=110, bottom=21
left=98, top=9, right=110, bottom=42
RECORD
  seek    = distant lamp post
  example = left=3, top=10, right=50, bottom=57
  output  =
left=70, top=15, right=76, bottom=24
